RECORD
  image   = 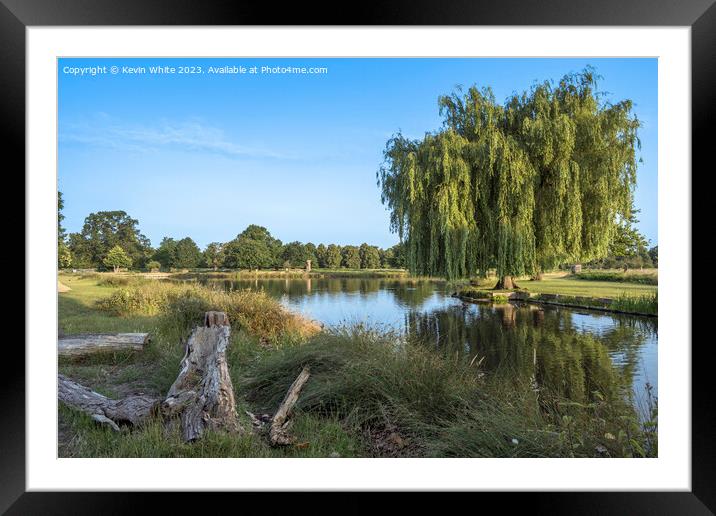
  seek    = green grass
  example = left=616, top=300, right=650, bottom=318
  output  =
left=516, top=272, right=657, bottom=299
left=59, top=274, right=157, bottom=334
left=59, top=403, right=363, bottom=458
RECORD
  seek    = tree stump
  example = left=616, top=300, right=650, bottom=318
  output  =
left=58, top=312, right=242, bottom=443
left=162, top=312, right=240, bottom=441
left=58, top=374, right=158, bottom=431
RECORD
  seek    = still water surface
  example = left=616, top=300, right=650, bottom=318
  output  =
left=192, top=277, right=657, bottom=413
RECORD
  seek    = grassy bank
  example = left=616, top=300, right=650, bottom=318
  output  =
left=455, top=269, right=658, bottom=316
left=513, top=272, right=657, bottom=298
left=58, top=273, right=656, bottom=458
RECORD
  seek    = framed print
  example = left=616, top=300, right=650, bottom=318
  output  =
left=5, top=0, right=711, bottom=512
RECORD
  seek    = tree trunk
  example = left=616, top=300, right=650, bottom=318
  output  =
left=496, top=303, right=516, bottom=328
left=58, top=333, right=149, bottom=357
left=58, top=374, right=159, bottom=430
left=161, top=311, right=240, bottom=441
left=494, top=275, right=519, bottom=290
left=530, top=272, right=543, bottom=281
left=270, top=366, right=311, bottom=446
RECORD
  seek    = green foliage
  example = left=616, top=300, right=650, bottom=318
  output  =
left=316, top=243, right=328, bottom=268
left=325, top=244, right=343, bottom=269
left=173, top=237, right=202, bottom=268
left=153, top=237, right=202, bottom=269
left=152, top=237, right=177, bottom=268
left=281, top=241, right=312, bottom=268
left=146, top=260, right=161, bottom=272
left=58, top=241, right=73, bottom=269
left=102, top=245, right=132, bottom=272
left=68, top=210, right=152, bottom=270
left=304, top=242, right=318, bottom=265
left=648, top=245, right=658, bottom=268
left=202, top=242, right=225, bottom=270
left=223, top=225, right=283, bottom=270
left=378, top=68, right=640, bottom=281
left=359, top=243, right=381, bottom=269
left=58, top=191, right=66, bottom=244
left=592, top=209, right=652, bottom=270
left=341, top=245, right=361, bottom=269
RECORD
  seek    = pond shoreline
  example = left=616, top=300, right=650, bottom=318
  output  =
left=454, top=291, right=657, bottom=318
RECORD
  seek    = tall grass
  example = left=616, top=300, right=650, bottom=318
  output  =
left=611, top=293, right=658, bottom=316
left=241, top=326, right=655, bottom=457
left=95, top=281, right=320, bottom=343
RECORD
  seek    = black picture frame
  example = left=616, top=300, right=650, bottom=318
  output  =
left=4, top=0, right=709, bottom=512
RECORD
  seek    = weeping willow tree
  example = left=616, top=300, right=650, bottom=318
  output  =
left=378, top=68, right=640, bottom=288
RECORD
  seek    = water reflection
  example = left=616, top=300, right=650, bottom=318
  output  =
left=181, top=276, right=657, bottom=412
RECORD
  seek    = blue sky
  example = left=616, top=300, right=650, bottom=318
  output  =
left=58, top=58, right=657, bottom=249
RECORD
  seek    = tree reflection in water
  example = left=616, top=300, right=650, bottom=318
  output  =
left=184, top=276, right=655, bottom=412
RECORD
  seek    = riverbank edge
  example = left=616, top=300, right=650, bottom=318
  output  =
left=454, top=291, right=658, bottom=318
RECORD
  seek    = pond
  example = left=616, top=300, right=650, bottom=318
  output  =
left=188, top=276, right=657, bottom=417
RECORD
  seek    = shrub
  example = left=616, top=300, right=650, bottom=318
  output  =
left=96, top=276, right=144, bottom=287
left=146, top=260, right=162, bottom=272
left=575, top=271, right=657, bottom=285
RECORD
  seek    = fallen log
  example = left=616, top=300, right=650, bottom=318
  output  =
left=270, top=366, right=311, bottom=446
left=162, top=311, right=240, bottom=441
left=58, top=312, right=241, bottom=442
left=58, top=374, right=159, bottom=431
left=59, top=333, right=150, bottom=357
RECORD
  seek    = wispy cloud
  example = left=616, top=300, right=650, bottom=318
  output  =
left=59, top=116, right=288, bottom=159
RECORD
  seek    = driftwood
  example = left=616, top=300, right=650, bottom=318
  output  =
left=59, top=333, right=149, bottom=357
left=270, top=366, right=311, bottom=446
left=58, top=311, right=303, bottom=445
left=58, top=374, right=159, bottom=431
left=161, top=311, right=240, bottom=441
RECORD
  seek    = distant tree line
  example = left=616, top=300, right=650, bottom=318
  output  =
left=57, top=194, right=653, bottom=273
left=58, top=198, right=405, bottom=271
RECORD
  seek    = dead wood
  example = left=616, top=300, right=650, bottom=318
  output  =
left=58, top=374, right=159, bottom=430
left=161, top=312, right=240, bottom=441
left=269, top=366, right=311, bottom=446
left=58, top=333, right=149, bottom=357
